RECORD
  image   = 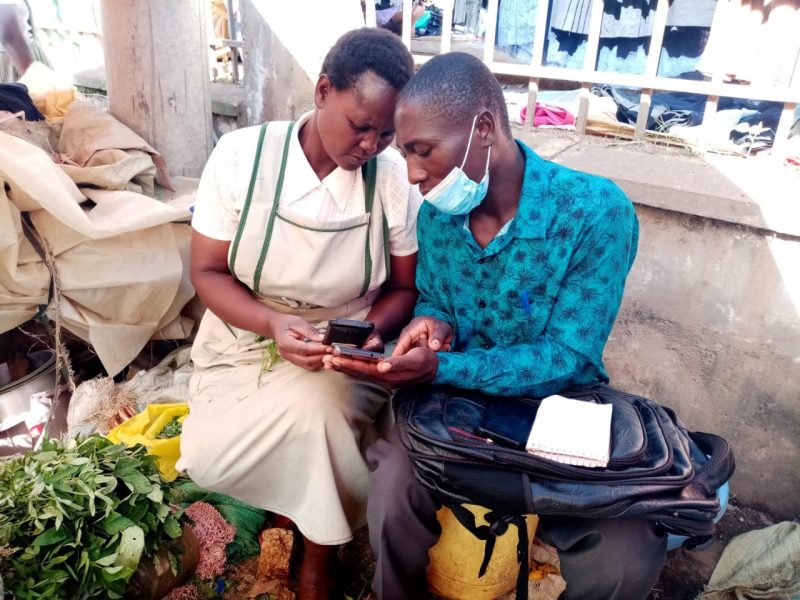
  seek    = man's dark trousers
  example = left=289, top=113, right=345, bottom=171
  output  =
left=367, top=429, right=668, bottom=600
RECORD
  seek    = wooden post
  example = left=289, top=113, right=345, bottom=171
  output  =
left=99, top=0, right=213, bottom=178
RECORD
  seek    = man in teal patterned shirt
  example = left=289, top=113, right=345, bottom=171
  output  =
left=325, top=52, right=665, bottom=600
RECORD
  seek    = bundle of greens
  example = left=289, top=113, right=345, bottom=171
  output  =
left=0, top=435, right=185, bottom=599
left=156, top=416, right=183, bottom=440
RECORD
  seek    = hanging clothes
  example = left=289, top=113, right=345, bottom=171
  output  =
left=549, top=0, right=718, bottom=38
left=697, top=0, right=800, bottom=88
left=497, top=0, right=539, bottom=61
left=496, top=0, right=718, bottom=76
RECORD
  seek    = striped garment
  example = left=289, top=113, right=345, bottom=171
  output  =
left=0, top=37, right=51, bottom=83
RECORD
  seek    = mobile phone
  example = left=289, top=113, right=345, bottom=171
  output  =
left=475, top=397, right=539, bottom=449
left=332, top=344, right=383, bottom=362
left=322, top=319, right=374, bottom=348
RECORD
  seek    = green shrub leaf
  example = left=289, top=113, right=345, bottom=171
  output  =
left=115, top=525, right=145, bottom=571
left=32, top=527, right=70, bottom=547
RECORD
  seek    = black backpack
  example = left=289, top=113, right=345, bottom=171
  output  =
left=395, top=383, right=735, bottom=599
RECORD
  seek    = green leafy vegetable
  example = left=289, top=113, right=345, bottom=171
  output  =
left=254, top=335, right=281, bottom=376
left=0, top=435, right=185, bottom=599
left=157, top=416, right=183, bottom=439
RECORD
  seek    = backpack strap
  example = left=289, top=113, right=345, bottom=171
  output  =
left=448, top=505, right=530, bottom=600
left=689, top=431, right=735, bottom=497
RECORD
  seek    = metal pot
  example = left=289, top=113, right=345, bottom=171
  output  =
left=0, top=350, right=56, bottom=431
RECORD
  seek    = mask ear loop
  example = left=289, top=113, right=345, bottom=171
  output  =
left=459, top=114, right=480, bottom=170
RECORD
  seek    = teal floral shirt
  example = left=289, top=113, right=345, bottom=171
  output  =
left=416, top=141, right=639, bottom=397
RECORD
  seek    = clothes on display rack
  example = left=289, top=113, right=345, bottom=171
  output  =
left=495, top=0, right=717, bottom=76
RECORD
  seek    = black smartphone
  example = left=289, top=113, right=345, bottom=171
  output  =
left=333, top=344, right=384, bottom=362
left=321, top=319, right=375, bottom=348
left=475, top=398, right=539, bottom=449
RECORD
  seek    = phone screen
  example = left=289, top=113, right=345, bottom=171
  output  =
left=322, top=319, right=374, bottom=347
left=475, top=397, right=539, bottom=449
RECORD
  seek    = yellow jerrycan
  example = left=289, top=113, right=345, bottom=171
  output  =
left=428, top=504, right=538, bottom=600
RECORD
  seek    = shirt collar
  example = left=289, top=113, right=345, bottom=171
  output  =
left=508, top=140, right=550, bottom=240
left=439, top=140, right=550, bottom=240
left=282, top=111, right=357, bottom=211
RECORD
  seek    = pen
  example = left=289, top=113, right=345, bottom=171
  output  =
left=521, top=290, right=531, bottom=317
left=448, top=426, right=494, bottom=444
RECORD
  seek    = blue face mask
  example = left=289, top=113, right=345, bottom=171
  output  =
left=425, top=115, right=491, bottom=216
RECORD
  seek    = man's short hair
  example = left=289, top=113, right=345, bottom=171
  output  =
left=321, top=28, right=414, bottom=92
left=400, top=52, right=512, bottom=138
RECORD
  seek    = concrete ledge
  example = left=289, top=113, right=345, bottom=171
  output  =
left=209, top=82, right=245, bottom=118
left=515, top=127, right=800, bottom=239
left=74, top=67, right=245, bottom=120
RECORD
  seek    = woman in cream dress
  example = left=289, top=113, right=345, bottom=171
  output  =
left=178, top=28, right=421, bottom=598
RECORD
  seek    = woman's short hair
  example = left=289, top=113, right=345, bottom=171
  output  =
left=321, top=27, right=415, bottom=92
left=400, top=52, right=512, bottom=138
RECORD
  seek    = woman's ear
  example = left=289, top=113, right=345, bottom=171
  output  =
left=476, top=109, right=497, bottom=148
left=314, top=74, right=332, bottom=109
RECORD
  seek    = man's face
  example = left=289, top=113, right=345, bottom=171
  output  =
left=395, top=98, right=487, bottom=195
left=315, top=72, right=398, bottom=171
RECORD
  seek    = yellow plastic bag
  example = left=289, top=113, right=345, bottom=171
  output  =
left=428, top=505, right=539, bottom=600
left=107, top=403, right=189, bottom=482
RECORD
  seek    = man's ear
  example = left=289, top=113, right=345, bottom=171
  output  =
left=314, top=75, right=332, bottom=109
left=476, top=109, right=497, bottom=148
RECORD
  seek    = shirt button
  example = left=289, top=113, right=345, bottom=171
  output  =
left=478, top=300, right=486, bottom=308
left=480, top=342, right=490, bottom=349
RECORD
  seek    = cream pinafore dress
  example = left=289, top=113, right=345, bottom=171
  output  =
left=178, top=122, right=392, bottom=545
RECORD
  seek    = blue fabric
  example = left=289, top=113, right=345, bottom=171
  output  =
left=595, top=74, right=785, bottom=138
left=415, top=141, right=639, bottom=397
left=666, top=481, right=730, bottom=551
left=546, top=27, right=710, bottom=77
left=496, top=0, right=538, bottom=61
left=494, top=0, right=711, bottom=77
left=0, top=83, right=44, bottom=121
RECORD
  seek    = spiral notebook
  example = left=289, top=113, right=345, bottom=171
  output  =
left=525, top=395, right=613, bottom=468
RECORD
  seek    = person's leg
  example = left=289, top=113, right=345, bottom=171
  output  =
left=537, top=515, right=667, bottom=600
left=259, top=516, right=337, bottom=600
left=367, top=428, right=442, bottom=600
left=297, top=538, right=339, bottom=600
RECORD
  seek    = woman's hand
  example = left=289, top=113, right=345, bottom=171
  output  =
left=268, top=313, right=328, bottom=371
left=361, top=329, right=385, bottom=352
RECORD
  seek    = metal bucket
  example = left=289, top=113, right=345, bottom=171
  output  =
left=0, top=350, right=56, bottom=431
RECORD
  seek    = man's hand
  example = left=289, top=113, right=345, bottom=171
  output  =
left=268, top=314, right=328, bottom=371
left=393, top=316, right=454, bottom=355
left=322, top=315, right=451, bottom=385
left=322, top=345, right=439, bottom=387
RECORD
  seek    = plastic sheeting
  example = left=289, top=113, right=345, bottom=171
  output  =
left=0, top=105, right=195, bottom=376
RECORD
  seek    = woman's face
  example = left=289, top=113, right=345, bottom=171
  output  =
left=394, top=98, right=488, bottom=196
left=315, top=71, right=399, bottom=171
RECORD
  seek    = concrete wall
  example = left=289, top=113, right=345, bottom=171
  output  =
left=241, top=1, right=364, bottom=125
left=605, top=207, right=800, bottom=518
left=100, top=0, right=212, bottom=177
left=522, top=130, right=800, bottom=518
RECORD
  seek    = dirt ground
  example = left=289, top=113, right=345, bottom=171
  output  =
left=337, top=497, right=781, bottom=600
left=217, top=496, right=780, bottom=600
left=648, top=498, right=780, bottom=600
